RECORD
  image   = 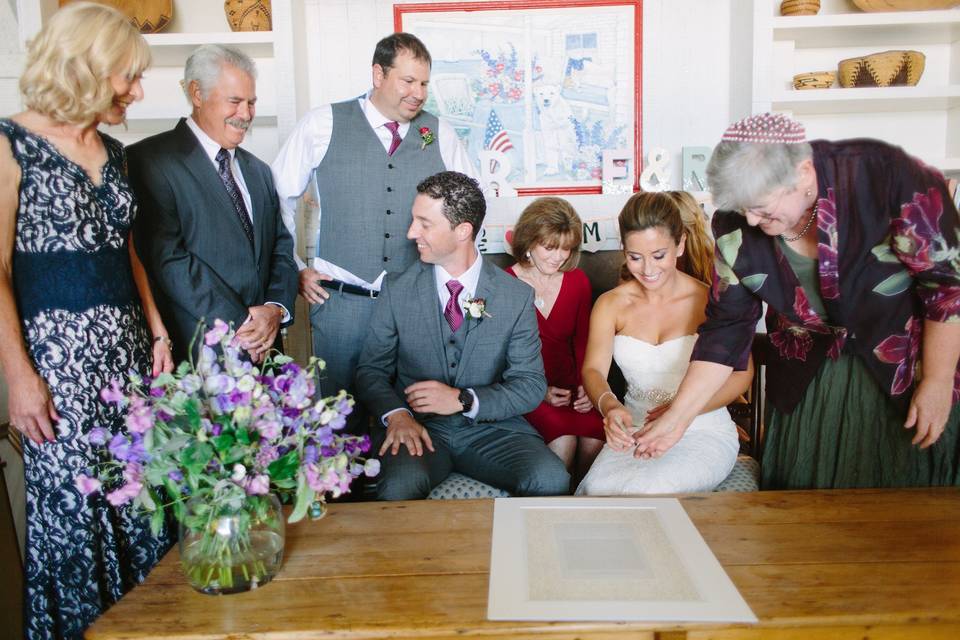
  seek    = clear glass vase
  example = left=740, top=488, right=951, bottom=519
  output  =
left=179, top=493, right=285, bottom=595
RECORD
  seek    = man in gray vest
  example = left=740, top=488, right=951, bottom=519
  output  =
left=356, top=172, right=569, bottom=500
left=272, top=33, right=475, bottom=429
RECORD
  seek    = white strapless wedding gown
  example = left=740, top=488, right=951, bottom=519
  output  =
left=575, top=334, right=739, bottom=495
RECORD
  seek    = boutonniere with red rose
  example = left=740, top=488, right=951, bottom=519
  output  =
left=463, top=296, right=491, bottom=320
left=419, top=126, right=435, bottom=150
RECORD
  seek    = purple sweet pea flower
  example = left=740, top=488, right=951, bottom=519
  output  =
left=255, top=445, right=279, bottom=468
left=86, top=427, right=110, bottom=446
left=244, top=474, right=270, bottom=495
left=168, top=470, right=184, bottom=483
left=204, top=374, right=235, bottom=396
left=363, top=459, right=381, bottom=478
left=303, top=444, right=319, bottom=465
left=100, top=379, right=126, bottom=406
left=106, top=481, right=142, bottom=506
left=359, top=435, right=371, bottom=454
left=74, top=474, right=101, bottom=496
left=335, top=399, right=353, bottom=416
left=125, top=404, right=154, bottom=434
left=204, top=319, right=231, bottom=346
left=108, top=434, right=148, bottom=463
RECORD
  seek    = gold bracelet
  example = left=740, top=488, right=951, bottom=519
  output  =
left=596, top=390, right=617, bottom=418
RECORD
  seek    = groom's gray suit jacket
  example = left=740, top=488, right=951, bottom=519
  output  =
left=355, top=258, right=546, bottom=434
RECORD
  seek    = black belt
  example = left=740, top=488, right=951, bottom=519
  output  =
left=321, top=279, right=379, bottom=298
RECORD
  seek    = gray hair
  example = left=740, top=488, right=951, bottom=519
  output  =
left=706, top=140, right=813, bottom=210
left=183, top=44, right=257, bottom=100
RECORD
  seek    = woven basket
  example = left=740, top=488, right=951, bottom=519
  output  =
left=224, top=0, right=272, bottom=32
left=793, top=71, right=836, bottom=90
left=838, top=50, right=925, bottom=87
left=58, top=0, right=171, bottom=33
left=780, top=0, right=821, bottom=15
left=852, top=0, right=960, bottom=11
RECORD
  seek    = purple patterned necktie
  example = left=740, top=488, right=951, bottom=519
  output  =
left=215, top=148, right=254, bottom=247
left=384, top=121, right=402, bottom=156
left=444, top=280, right=464, bottom=333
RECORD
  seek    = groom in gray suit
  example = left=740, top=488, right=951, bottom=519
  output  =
left=355, top=172, right=569, bottom=500
left=129, top=45, right=298, bottom=362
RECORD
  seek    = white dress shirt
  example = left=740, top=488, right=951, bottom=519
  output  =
left=185, top=117, right=290, bottom=323
left=382, top=251, right=483, bottom=425
left=271, top=94, right=478, bottom=276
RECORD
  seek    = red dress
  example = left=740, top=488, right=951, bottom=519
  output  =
left=506, top=266, right=604, bottom=443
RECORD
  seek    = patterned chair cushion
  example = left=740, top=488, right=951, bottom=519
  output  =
left=714, top=455, right=760, bottom=492
left=427, top=473, right=509, bottom=499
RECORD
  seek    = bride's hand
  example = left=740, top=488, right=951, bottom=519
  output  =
left=603, top=406, right=635, bottom=452
left=634, top=408, right=689, bottom=459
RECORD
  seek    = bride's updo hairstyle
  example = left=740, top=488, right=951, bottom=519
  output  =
left=617, top=191, right=714, bottom=286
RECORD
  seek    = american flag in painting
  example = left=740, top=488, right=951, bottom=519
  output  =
left=484, top=109, right=513, bottom=154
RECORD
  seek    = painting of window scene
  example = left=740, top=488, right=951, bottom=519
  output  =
left=397, top=1, right=640, bottom=194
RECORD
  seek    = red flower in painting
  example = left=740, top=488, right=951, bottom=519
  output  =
left=873, top=316, right=922, bottom=396
left=891, top=188, right=944, bottom=273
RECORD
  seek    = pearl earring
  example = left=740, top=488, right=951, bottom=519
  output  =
left=526, top=251, right=531, bottom=259
left=805, top=189, right=812, bottom=197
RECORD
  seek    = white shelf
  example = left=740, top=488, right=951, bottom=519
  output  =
left=144, top=31, right=274, bottom=65
left=774, top=9, right=960, bottom=48
left=929, top=157, right=960, bottom=173
left=772, top=85, right=960, bottom=114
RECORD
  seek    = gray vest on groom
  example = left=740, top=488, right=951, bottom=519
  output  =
left=313, top=100, right=446, bottom=282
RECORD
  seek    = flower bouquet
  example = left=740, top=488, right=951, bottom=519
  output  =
left=76, top=320, right=378, bottom=594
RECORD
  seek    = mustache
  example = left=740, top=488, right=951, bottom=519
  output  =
left=225, top=117, right=251, bottom=130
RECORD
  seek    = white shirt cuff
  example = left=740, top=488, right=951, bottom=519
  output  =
left=382, top=407, right=412, bottom=426
left=265, top=302, right=291, bottom=324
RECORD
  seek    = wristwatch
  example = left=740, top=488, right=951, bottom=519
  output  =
left=458, top=388, right=474, bottom=413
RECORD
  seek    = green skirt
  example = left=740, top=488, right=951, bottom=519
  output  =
left=762, top=354, right=960, bottom=490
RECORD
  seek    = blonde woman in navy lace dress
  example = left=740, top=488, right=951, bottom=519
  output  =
left=0, top=4, right=174, bottom=638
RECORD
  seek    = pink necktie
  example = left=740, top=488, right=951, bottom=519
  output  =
left=444, top=280, right=464, bottom=333
left=384, top=121, right=402, bottom=156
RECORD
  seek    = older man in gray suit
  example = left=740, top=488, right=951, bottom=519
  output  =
left=355, top=172, right=569, bottom=500
left=129, top=45, right=298, bottom=362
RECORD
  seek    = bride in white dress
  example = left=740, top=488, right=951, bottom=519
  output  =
left=577, top=191, right=753, bottom=495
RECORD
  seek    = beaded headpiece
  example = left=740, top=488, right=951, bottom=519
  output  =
left=721, top=113, right=806, bottom=144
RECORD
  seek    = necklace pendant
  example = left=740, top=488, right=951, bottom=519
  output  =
left=534, top=296, right=545, bottom=309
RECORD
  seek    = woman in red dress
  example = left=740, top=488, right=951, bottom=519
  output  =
left=507, top=197, right=604, bottom=485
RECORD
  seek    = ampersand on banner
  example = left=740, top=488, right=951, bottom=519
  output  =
left=639, top=147, right=671, bottom=192
left=479, top=150, right=516, bottom=197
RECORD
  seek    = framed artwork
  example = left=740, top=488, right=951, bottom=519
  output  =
left=394, top=0, right=642, bottom=195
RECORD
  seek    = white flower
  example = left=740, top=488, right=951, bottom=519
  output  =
left=467, top=302, right=483, bottom=318
left=231, top=464, right=246, bottom=482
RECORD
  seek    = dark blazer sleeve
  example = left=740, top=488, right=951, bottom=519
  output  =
left=354, top=278, right=408, bottom=419
left=256, top=163, right=298, bottom=324
left=472, top=286, right=546, bottom=422
left=129, top=147, right=250, bottom=329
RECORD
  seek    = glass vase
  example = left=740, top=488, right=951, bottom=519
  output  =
left=179, top=493, right=285, bottom=595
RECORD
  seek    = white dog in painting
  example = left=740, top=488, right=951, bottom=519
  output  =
left=533, top=83, right=578, bottom=176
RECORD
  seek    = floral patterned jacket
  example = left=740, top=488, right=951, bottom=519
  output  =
left=691, top=139, right=960, bottom=414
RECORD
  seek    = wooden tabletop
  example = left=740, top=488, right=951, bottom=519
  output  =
left=86, top=489, right=960, bottom=640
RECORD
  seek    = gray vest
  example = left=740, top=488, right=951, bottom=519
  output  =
left=440, top=307, right=467, bottom=385
left=314, top=99, right=446, bottom=282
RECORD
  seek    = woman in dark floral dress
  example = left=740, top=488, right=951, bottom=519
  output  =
left=0, top=4, right=174, bottom=638
left=635, top=113, right=960, bottom=490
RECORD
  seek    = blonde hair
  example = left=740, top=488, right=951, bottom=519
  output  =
left=510, top=197, right=583, bottom=272
left=20, top=2, right=151, bottom=126
left=617, top=191, right=714, bottom=286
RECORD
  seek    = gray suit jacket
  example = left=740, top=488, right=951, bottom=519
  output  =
left=128, top=118, right=298, bottom=361
left=355, top=258, right=546, bottom=435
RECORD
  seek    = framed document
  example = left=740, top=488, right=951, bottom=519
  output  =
left=487, top=497, right=756, bottom=623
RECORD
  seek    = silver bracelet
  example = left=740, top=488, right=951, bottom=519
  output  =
left=153, top=335, right=173, bottom=349
left=596, top=390, right=617, bottom=418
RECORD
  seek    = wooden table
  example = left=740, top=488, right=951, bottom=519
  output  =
left=86, top=489, right=960, bottom=640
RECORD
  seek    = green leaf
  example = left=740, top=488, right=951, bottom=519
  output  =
left=222, top=444, right=247, bottom=465
left=741, top=273, right=768, bottom=292
left=873, top=270, right=912, bottom=296
left=211, top=434, right=236, bottom=455
left=235, top=427, right=251, bottom=446
left=151, top=372, right=176, bottom=388
left=716, top=229, right=743, bottom=269
left=267, top=450, right=300, bottom=481
left=185, top=399, right=202, bottom=431
left=871, top=239, right=900, bottom=263
left=288, top=472, right=312, bottom=524
left=150, top=508, right=165, bottom=536
left=181, top=441, right=214, bottom=475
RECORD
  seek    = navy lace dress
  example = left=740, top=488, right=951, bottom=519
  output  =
left=0, top=119, right=172, bottom=640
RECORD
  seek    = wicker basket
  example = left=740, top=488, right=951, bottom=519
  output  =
left=852, top=0, right=960, bottom=11
left=793, top=71, right=836, bottom=90
left=780, top=0, right=821, bottom=15
left=838, top=50, right=925, bottom=87
left=224, top=0, right=272, bottom=32
left=58, top=0, right=171, bottom=33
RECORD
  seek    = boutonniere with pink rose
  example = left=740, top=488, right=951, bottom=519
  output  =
left=463, top=295, right=491, bottom=320
left=419, top=126, right=435, bottom=150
